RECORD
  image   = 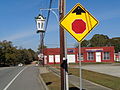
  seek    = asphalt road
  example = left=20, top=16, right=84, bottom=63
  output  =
left=0, top=65, right=45, bottom=90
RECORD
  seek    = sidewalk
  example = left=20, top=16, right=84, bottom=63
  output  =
left=39, top=66, right=49, bottom=90
left=39, top=66, right=49, bottom=74
left=69, top=75, right=111, bottom=90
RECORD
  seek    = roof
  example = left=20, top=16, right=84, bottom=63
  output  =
left=43, top=46, right=115, bottom=55
left=35, top=14, right=45, bottom=20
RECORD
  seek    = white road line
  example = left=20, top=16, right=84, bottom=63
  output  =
left=3, top=67, right=27, bottom=90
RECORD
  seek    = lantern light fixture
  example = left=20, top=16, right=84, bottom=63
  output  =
left=35, top=14, right=46, bottom=33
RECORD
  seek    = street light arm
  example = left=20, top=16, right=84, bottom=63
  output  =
left=40, top=8, right=59, bottom=24
left=50, top=10, right=59, bottom=23
left=40, top=8, right=58, bottom=10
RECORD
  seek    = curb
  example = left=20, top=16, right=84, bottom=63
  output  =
left=39, top=68, right=49, bottom=90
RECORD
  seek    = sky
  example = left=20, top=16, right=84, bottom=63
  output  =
left=0, top=0, right=120, bottom=51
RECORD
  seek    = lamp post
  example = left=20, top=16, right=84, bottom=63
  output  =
left=35, top=14, right=46, bottom=66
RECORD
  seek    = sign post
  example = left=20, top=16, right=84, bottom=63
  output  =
left=78, top=42, right=82, bottom=90
left=60, top=3, right=99, bottom=90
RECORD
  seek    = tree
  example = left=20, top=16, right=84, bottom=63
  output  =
left=74, top=40, right=90, bottom=48
left=106, top=38, right=120, bottom=52
left=0, top=42, right=3, bottom=65
left=90, top=34, right=109, bottom=47
left=5, top=47, right=18, bottom=66
left=74, top=34, right=120, bottom=52
left=81, top=40, right=90, bottom=47
left=37, top=44, right=47, bottom=54
left=1, top=40, right=13, bottom=65
left=38, top=45, right=47, bottom=51
left=0, top=40, right=37, bottom=66
left=28, top=48, right=37, bottom=61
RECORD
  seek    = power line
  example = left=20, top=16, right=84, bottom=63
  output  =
left=43, top=0, right=53, bottom=39
left=39, top=0, right=53, bottom=51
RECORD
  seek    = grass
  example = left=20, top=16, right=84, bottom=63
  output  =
left=41, top=72, right=61, bottom=90
left=44, top=63, right=120, bottom=90
left=41, top=72, right=79, bottom=90
left=49, top=62, right=113, bottom=68
left=69, top=68, right=120, bottom=90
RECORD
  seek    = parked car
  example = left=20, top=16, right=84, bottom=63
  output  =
left=35, top=64, right=38, bottom=66
left=18, top=63, right=23, bottom=67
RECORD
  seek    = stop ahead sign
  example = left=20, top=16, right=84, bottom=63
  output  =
left=72, top=19, right=86, bottom=34
left=60, top=3, right=99, bottom=42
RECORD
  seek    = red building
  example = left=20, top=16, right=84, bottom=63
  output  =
left=114, top=52, right=120, bottom=62
left=43, top=46, right=114, bottom=64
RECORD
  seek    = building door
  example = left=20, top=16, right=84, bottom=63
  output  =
left=96, top=52, right=101, bottom=62
left=44, top=56, right=47, bottom=64
left=49, top=55, right=54, bottom=63
left=55, top=55, right=60, bottom=63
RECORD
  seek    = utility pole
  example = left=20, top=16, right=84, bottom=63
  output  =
left=59, top=0, right=67, bottom=90
left=63, top=0, right=69, bottom=90
left=35, top=14, right=45, bottom=67
left=40, top=32, right=44, bottom=66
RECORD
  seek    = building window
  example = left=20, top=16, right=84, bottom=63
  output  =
left=67, top=49, right=74, bottom=53
left=87, top=52, right=94, bottom=60
left=77, top=53, right=83, bottom=61
left=103, top=52, right=110, bottom=60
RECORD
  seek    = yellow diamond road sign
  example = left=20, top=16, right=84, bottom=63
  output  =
left=60, top=3, right=99, bottom=42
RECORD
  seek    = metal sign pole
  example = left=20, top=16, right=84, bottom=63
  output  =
left=64, top=0, right=69, bottom=90
left=64, top=31, right=69, bottom=90
left=78, top=42, right=82, bottom=90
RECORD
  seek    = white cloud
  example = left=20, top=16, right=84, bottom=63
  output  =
left=1, top=31, right=36, bottom=41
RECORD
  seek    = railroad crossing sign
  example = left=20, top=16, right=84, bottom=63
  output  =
left=60, top=3, right=99, bottom=42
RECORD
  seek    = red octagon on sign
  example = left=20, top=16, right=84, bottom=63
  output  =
left=72, top=19, right=86, bottom=34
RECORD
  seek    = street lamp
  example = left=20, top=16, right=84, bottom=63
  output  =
left=35, top=14, right=46, bottom=66
left=35, top=14, right=45, bottom=33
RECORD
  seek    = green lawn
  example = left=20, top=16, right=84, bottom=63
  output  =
left=69, top=68, right=120, bottom=90
left=49, top=62, right=113, bottom=68
left=41, top=72, right=78, bottom=90
left=44, top=63, right=120, bottom=90
left=41, top=72, right=61, bottom=90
